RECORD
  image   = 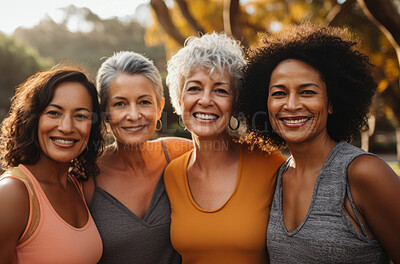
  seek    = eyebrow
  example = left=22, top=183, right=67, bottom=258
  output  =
left=185, top=80, right=230, bottom=86
left=111, top=94, right=154, bottom=101
left=47, top=104, right=91, bottom=112
left=270, top=83, right=321, bottom=89
left=300, top=83, right=321, bottom=89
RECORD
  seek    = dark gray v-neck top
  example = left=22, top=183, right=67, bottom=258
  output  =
left=89, top=141, right=181, bottom=264
left=267, top=142, right=390, bottom=264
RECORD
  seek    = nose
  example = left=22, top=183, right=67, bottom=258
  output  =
left=58, top=115, right=74, bottom=133
left=198, top=90, right=212, bottom=107
left=126, top=104, right=141, bottom=121
left=284, top=94, right=302, bottom=111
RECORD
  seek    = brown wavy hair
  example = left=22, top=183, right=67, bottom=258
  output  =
left=0, top=65, right=105, bottom=180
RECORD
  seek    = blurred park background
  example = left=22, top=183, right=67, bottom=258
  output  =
left=0, top=0, right=399, bottom=173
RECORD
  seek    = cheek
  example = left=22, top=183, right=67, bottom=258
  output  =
left=108, top=110, right=125, bottom=125
left=80, top=122, right=92, bottom=140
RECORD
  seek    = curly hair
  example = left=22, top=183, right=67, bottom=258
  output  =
left=239, top=22, right=376, bottom=149
left=166, top=32, right=246, bottom=116
left=0, top=65, right=105, bottom=181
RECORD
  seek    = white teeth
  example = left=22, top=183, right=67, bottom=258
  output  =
left=125, top=126, right=144, bottom=131
left=194, top=113, right=218, bottom=120
left=52, top=138, right=75, bottom=144
left=283, top=118, right=308, bottom=124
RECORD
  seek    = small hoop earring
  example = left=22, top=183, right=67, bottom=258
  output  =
left=229, top=115, right=239, bottom=130
left=156, top=119, right=162, bottom=131
left=105, top=123, right=112, bottom=134
left=178, top=116, right=185, bottom=129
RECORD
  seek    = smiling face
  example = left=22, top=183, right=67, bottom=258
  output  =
left=38, top=81, right=93, bottom=164
left=107, top=73, right=164, bottom=146
left=181, top=68, right=234, bottom=139
left=267, top=59, right=332, bottom=145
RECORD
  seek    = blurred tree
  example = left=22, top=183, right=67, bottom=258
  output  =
left=0, top=33, right=52, bottom=117
left=13, top=5, right=166, bottom=80
left=357, top=0, right=400, bottom=161
left=147, top=0, right=400, bottom=161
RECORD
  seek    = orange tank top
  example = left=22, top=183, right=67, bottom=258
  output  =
left=164, top=146, right=286, bottom=264
left=4, top=165, right=103, bottom=264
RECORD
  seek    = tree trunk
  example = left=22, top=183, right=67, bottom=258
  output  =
left=223, top=0, right=248, bottom=47
left=358, top=0, right=400, bottom=162
left=150, top=0, right=186, bottom=46
left=175, top=0, right=205, bottom=35
left=325, top=0, right=355, bottom=25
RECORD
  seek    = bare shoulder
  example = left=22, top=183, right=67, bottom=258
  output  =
left=0, top=176, right=30, bottom=210
left=347, top=154, right=400, bottom=262
left=348, top=154, right=398, bottom=185
left=160, top=137, right=193, bottom=159
left=0, top=176, right=30, bottom=260
left=347, top=154, right=399, bottom=203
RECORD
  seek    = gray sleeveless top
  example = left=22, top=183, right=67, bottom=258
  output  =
left=267, top=142, right=390, bottom=264
left=89, top=141, right=181, bottom=264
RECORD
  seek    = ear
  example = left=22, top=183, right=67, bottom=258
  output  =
left=328, top=102, right=333, bottom=115
left=157, top=97, right=165, bottom=119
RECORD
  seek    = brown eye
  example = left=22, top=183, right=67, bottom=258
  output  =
left=271, top=91, right=286, bottom=96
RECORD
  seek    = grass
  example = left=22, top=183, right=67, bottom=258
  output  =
left=388, top=162, right=400, bottom=176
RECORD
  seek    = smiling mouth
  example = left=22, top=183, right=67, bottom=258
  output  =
left=281, top=117, right=310, bottom=124
left=194, top=113, right=218, bottom=120
left=123, top=125, right=146, bottom=132
left=51, top=137, right=77, bottom=145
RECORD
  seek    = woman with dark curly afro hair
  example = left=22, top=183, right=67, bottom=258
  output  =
left=239, top=22, right=400, bottom=263
left=0, top=65, right=104, bottom=263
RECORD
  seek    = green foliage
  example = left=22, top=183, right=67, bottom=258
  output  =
left=13, top=5, right=166, bottom=80
left=0, top=33, right=52, bottom=112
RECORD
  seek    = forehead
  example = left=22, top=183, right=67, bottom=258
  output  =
left=51, top=81, right=92, bottom=109
left=270, top=59, right=324, bottom=84
left=186, top=68, right=231, bottom=84
left=110, top=73, right=157, bottom=98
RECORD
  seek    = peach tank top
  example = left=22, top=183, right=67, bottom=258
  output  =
left=4, top=165, right=102, bottom=264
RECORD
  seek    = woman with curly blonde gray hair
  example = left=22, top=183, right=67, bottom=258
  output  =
left=164, top=32, right=285, bottom=264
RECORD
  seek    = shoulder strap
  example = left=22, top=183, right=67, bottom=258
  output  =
left=161, top=140, right=171, bottom=164
left=5, top=167, right=41, bottom=244
left=67, top=174, right=86, bottom=199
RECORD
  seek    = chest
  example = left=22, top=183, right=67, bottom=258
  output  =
left=98, top=170, right=162, bottom=218
left=187, top=165, right=239, bottom=211
left=40, top=180, right=88, bottom=228
left=281, top=170, right=319, bottom=232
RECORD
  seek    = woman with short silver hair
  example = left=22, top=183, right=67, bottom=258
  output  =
left=164, top=32, right=285, bottom=264
left=84, top=51, right=192, bottom=264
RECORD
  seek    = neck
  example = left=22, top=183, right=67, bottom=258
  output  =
left=26, top=155, right=70, bottom=187
left=110, top=140, right=153, bottom=172
left=189, top=133, right=239, bottom=172
left=286, top=133, right=338, bottom=173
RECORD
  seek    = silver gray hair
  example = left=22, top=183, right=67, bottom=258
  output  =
left=166, top=32, right=246, bottom=116
left=96, top=51, right=163, bottom=112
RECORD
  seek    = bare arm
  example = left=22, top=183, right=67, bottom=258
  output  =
left=348, top=155, right=400, bottom=263
left=0, top=178, right=30, bottom=264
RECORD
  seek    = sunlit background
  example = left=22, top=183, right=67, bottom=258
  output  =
left=0, top=0, right=150, bottom=34
left=0, top=0, right=399, bottom=173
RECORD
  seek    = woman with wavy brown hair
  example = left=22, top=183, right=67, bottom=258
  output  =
left=0, top=65, right=104, bottom=264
